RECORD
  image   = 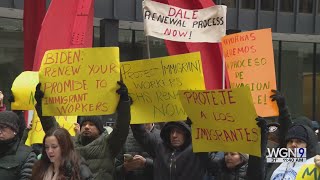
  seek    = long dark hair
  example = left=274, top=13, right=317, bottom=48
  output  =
left=32, top=128, right=81, bottom=180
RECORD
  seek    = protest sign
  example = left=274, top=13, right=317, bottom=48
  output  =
left=143, top=0, right=226, bottom=42
left=296, top=163, right=320, bottom=180
left=39, top=47, right=120, bottom=116
left=121, top=52, right=205, bottom=124
left=179, top=87, right=261, bottom=157
left=25, top=112, right=77, bottom=146
left=11, top=71, right=39, bottom=110
left=222, top=28, right=278, bottom=117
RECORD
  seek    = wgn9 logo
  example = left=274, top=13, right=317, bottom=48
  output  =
left=266, top=148, right=306, bottom=163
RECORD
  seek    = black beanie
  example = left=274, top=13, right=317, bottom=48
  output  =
left=0, top=111, right=19, bottom=133
left=285, top=125, right=308, bottom=143
left=79, top=116, right=104, bottom=134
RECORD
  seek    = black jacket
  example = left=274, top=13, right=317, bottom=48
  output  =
left=0, top=138, right=37, bottom=180
left=215, top=159, right=248, bottom=180
left=131, top=121, right=209, bottom=180
left=115, top=126, right=160, bottom=180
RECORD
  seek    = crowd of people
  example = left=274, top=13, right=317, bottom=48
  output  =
left=0, top=82, right=320, bottom=180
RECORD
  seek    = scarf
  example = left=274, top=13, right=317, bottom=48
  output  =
left=43, top=164, right=59, bottom=180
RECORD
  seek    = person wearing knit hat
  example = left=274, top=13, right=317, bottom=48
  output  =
left=0, top=111, right=19, bottom=139
left=270, top=124, right=320, bottom=180
left=0, top=111, right=37, bottom=179
left=78, top=116, right=105, bottom=145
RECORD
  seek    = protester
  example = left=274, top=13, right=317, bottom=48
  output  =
left=0, top=91, right=5, bottom=112
left=270, top=123, right=319, bottom=180
left=115, top=123, right=160, bottom=180
left=131, top=118, right=267, bottom=180
left=214, top=152, right=248, bottom=180
left=32, top=128, right=92, bottom=180
left=35, top=81, right=131, bottom=179
left=0, top=111, right=37, bottom=179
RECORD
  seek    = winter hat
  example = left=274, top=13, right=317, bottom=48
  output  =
left=239, top=153, right=249, bottom=162
left=0, top=111, right=19, bottom=133
left=285, top=125, right=308, bottom=143
left=79, top=116, right=104, bottom=134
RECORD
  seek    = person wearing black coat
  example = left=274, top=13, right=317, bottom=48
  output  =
left=0, top=111, right=37, bottom=179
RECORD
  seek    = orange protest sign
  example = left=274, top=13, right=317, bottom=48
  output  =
left=222, top=28, right=278, bottom=117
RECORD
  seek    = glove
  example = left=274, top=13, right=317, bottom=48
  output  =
left=34, top=83, right=44, bottom=105
left=7, top=90, right=15, bottom=103
left=256, top=116, right=268, bottom=133
left=185, top=117, right=192, bottom=127
left=270, top=89, right=286, bottom=111
left=116, top=81, right=129, bottom=101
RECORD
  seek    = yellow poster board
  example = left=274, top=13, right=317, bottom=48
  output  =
left=179, top=87, right=261, bottom=157
left=11, top=71, right=39, bottom=110
left=121, top=52, right=205, bottom=124
left=222, top=28, right=278, bottom=117
left=296, top=163, right=320, bottom=180
left=25, top=111, right=77, bottom=146
left=39, top=47, right=120, bottom=116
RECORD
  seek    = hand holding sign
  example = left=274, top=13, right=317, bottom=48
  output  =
left=39, top=47, right=120, bottom=116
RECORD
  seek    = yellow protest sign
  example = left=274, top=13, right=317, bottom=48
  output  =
left=222, top=28, right=278, bottom=117
left=11, top=71, right=39, bottom=110
left=39, top=47, right=120, bottom=116
left=25, top=111, right=77, bottom=146
left=296, top=164, right=320, bottom=180
left=179, top=87, right=261, bottom=157
left=121, top=52, right=205, bottom=124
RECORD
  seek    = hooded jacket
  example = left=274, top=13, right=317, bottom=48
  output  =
left=269, top=124, right=319, bottom=180
left=131, top=121, right=209, bottom=180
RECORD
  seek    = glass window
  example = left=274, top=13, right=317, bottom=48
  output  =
left=316, top=44, right=320, bottom=122
left=273, top=41, right=279, bottom=85
left=120, top=30, right=167, bottom=62
left=241, top=0, right=255, bottom=9
left=261, top=0, right=274, bottom=11
left=280, top=0, right=294, bottom=12
left=93, top=27, right=100, bottom=47
left=0, top=18, right=23, bottom=110
left=221, top=0, right=236, bottom=8
left=281, top=42, right=314, bottom=119
left=299, top=0, right=313, bottom=13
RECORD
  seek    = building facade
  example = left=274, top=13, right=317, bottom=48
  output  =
left=0, top=0, right=319, bottom=122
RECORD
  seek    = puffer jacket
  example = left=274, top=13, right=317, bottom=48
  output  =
left=36, top=99, right=131, bottom=180
left=215, top=160, right=248, bottom=180
left=131, top=121, right=209, bottom=180
left=0, top=137, right=37, bottom=180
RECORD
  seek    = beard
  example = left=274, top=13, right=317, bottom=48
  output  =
left=80, top=135, right=97, bottom=146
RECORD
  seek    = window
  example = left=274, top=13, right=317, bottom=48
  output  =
left=119, top=30, right=167, bottom=62
left=281, top=42, right=314, bottom=119
left=241, top=0, right=255, bottom=9
left=316, top=44, right=320, bottom=122
left=261, top=0, right=274, bottom=11
left=280, top=0, right=294, bottom=12
left=299, top=0, right=313, bottom=13
left=221, top=0, right=236, bottom=8
left=0, top=18, right=23, bottom=110
left=273, top=41, right=279, bottom=85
